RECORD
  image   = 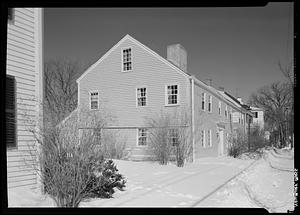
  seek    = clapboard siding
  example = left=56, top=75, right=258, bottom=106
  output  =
left=6, top=8, right=42, bottom=190
left=8, top=180, right=37, bottom=189
left=79, top=35, right=190, bottom=157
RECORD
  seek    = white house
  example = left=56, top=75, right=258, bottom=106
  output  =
left=72, top=34, right=254, bottom=161
left=6, top=8, right=43, bottom=190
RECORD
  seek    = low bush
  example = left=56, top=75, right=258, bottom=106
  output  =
left=227, top=130, right=247, bottom=158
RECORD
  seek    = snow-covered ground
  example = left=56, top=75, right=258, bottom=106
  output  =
left=7, top=147, right=295, bottom=211
left=198, top=148, right=295, bottom=212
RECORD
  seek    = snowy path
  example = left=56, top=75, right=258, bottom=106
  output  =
left=80, top=157, right=254, bottom=207
left=198, top=148, right=295, bottom=212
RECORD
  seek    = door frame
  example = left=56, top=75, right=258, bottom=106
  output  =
left=217, top=127, right=224, bottom=156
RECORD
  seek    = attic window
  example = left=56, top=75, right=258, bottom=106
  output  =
left=122, top=48, right=132, bottom=71
left=90, top=91, right=99, bottom=110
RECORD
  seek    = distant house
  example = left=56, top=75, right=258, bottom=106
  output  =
left=6, top=8, right=43, bottom=190
left=250, top=106, right=264, bottom=130
left=74, top=34, right=253, bottom=161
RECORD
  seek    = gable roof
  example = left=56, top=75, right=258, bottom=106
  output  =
left=76, top=34, right=251, bottom=115
left=76, top=34, right=190, bottom=83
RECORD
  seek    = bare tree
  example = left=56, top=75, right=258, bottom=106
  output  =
left=248, top=82, right=292, bottom=148
left=278, top=61, right=294, bottom=147
left=44, top=58, right=82, bottom=127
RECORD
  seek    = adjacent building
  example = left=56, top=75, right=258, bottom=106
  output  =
left=6, top=8, right=43, bottom=189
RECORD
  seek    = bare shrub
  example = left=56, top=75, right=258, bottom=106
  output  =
left=145, top=109, right=192, bottom=167
left=249, top=125, right=270, bottom=152
left=101, top=130, right=127, bottom=159
left=25, top=107, right=126, bottom=207
left=146, top=111, right=174, bottom=165
left=227, top=129, right=247, bottom=158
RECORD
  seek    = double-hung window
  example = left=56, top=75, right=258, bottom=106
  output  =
left=166, top=84, right=178, bottom=105
left=137, top=87, right=147, bottom=107
left=6, top=75, right=16, bottom=148
left=122, top=48, right=132, bottom=71
left=208, top=95, right=212, bottom=112
left=207, top=130, right=212, bottom=147
left=218, top=101, right=221, bottom=115
left=90, top=92, right=99, bottom=110
left=168, top=128, right=179, bottom=146
left=201, top=93, right=206, bottom=111
left=138, top=128, right=147, bottom=146
left=225, top=105, right=228, bottom=118
left=201, top=129, right=206, bottom=147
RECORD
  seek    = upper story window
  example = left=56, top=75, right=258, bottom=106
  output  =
left=254, top=112, right=258, bottom=118
left=166, top=84, right=179, bottom=105
left=137, top=87, right=147, bottom=107
left=168, top=128, right=179, bottom=146
left=225, top=105, right=228, bottom=118
left=6, top=75, right=16, bottom=148
left=122, top=48, right=132, bottom=71
left=201, top=129, right=206, bottom=147
left=207, top=130, right=212, bottom=147
left=218, top=101, right=221, bottom=115
left=201, top=92, right=206, bottom=111
left=90, top=91, right=99, bottom=110
left=138, top=128, right=147, bottom=146
left=208, top=95, right=212, bottom=113
left=8, top=8, right=14, bottom=22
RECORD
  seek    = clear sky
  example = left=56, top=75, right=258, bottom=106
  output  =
left=44, top=3, right=294, bottom=102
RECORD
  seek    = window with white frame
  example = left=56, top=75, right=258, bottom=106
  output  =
left=201, top=92, right=206, bottom=110
left=90, top=92, right=99, bottom=110
left=122, top=48, right=132, bottom=71
left=168, top=128, right=179, bottom=146
left=225, top=105, right=228, bottom=118
left=138, top=128, right=147, bottom=146
left=207, top=130, right=212, bottom=147
left=201, top=129, right=206, bottom=147
left=137, top=87, right=147, bottom=106
left=208, top=95, right=212, bottom=112
left=166, top=84, right=178, bottom=105
left=218, top=101, right=221, bottom=115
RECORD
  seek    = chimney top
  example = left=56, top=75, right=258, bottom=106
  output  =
left=167, top=44, right=187, bottom=72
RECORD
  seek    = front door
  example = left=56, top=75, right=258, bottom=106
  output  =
left=218, top=129, right=224, bottom=156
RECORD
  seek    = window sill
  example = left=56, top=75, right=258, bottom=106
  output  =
left=122, top=70, right=133, bottom=73
left=136, top=145, right=148, bottom=147
left=165, top=104, right=180, bottom=107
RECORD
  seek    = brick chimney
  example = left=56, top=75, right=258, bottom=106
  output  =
left=167, top=44, right=187, bottom=72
